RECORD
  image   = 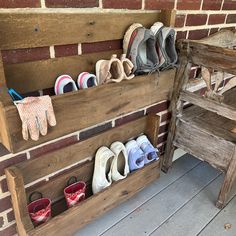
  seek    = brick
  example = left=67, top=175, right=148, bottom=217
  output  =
left=209, top=27, right=219, bottom=35
left=54, top=44, right=78, bottom=58
left=220, top=26, right=236, bottom=31
left=30, top=135, right=78, bottom=159
left=175, top=15, right=186, bottom=28
left=7, top=211, right=15, bottom=222
left=0, top=144, right=10, bottom=157
left=146, top=101, right=170, bottom=114
left=0, top=223, right=17, bottom=236
left=0, top=196, right=11, bottom=212
left=186, top=14, right=208, bottom=26
left=223, top=0, right=236, bottom=10
left=202, top=0, right=222, bottom=10
left=188, top=29, right=209, bottom=40
left=157, top=133, right=168, bottom=144
left=0, top=216, right=3, bottom=227
left=145, top=0, right=175, bottom=10
left=208, top=15, right=226, bottom=25
left=161, top=112, right=171, bottom=122
left=176, top=31, right=187, bottom=40
left=226, top=14, right=236, bottom=24
left=115, top=110, right=145, bottom=126
left=159, top=123, right=169, bottom=134
left=0, top=154, right=27, bottom=176
left=80, top=122, right=112, bottom=140
left=0, top=178, right=8, bottom=193
left=2, top=47, right=50, bottom=64
left=177, top=0, right=201, bottom=10
left=45, top=0, right=98, bottom=8
left=82, top=40, right=122, bottom=54
left=103, top=0, right=142, bottom=9
left=0, top=0, right=40, bottom=8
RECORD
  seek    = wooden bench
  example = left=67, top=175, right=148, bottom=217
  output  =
left=163, top=30, right=236, bottom=208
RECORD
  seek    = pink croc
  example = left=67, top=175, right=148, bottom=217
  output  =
left=77, top=72, right=98, bottom=89
left=54, top=75, right=78, bottom=95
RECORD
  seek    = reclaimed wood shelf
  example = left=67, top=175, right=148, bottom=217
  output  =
left=5, top=114, right=161, bottom=236
left=0, top=9, right=176, bottom=153
left=163, top=30, right=236, bottom=209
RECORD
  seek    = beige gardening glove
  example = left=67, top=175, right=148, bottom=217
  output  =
left=15, top=95, right=56, bottom=141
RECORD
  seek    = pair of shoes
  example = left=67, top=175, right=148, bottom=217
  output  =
left=126, top=135, right=159, bottom=172
left=54, top=72, right=97, bottom=95
left=123, top=22, right=178, bottom=75
left=96, top=54, right=135, bottom=85
left=92, top=141, right=129, bottom=194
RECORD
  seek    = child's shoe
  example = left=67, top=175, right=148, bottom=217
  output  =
left=96, top=54, right=124, bottom=84
left=54, top=75, right=78, bottom=95
left=110, top=141, right=129, bottom=181
left=136, top=135, right=159, bottom=164
left=120, top=54, right=135, bottom=80
left=125, top=140, right=145, bottom=172
left=77, top=72, right=97, bottom=89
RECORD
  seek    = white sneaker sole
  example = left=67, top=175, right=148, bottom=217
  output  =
left=123, top=23, right=143, bottom=54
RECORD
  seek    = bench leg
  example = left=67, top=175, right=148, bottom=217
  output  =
left=216, top=148, right=236, bottom=209
left=162, top=58, right=191, bottom=173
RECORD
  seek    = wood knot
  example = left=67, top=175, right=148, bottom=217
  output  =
left=89, top=21, right=95, bottom=25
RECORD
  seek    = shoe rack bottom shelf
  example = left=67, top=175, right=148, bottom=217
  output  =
left=5, top=114, right=161, bottom=236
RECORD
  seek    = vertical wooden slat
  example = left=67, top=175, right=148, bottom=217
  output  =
left=5, top=167, right=34, bottom=236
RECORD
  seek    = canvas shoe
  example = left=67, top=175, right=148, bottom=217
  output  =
left=92, top=146, right=115, bottom=194
left=110, top=141, right=130, bottom=181
left=123, top=23, right=159, bottom=75
left=77, top=72, right=97, bottom=89
left=125, top=140, right=145, bottom=172
left=120, top=54, right=135, bottom=80
left=151, top=23, right=178, bottom=70
left=96, top=54, right=124, bottom=84
left=54, top=75, right=78, bottom=95
left=136, top=135, right=159, bottom=164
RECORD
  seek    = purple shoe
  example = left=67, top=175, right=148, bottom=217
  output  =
left=136, top=135, right=159, bottom=164
left=125, top=140, right=145, bottom=172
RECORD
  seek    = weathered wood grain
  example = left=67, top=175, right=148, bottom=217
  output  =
left=5, top=167, right=34, bottom=236
left=4, top=69, right=174, bottom=153
left=0, top=11, right=163, bottom=50
left=4, top=50, right=121, bottom=94
left=16, top=116, right=147, bottom=184
left=29, top=160, right=160, bottom=236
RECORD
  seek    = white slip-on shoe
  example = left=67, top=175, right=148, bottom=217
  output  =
left=110, top=141, right=130, bottom=181
left=120, top=54, right=135, bottom=80
left=92, top=146, right=115, bottom=194
left=54, top=74, right=78, bottom=95
left=77, top=72, right=98, bottom=89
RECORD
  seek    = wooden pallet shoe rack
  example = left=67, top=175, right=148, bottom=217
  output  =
left=163, top=30, right=236, bottom=208
left=1, top=9, right=176, bottom=236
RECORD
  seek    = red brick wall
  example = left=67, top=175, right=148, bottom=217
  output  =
left=0, top=0, right=235, bottom=235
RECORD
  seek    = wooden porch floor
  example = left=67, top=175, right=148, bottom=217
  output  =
left=75, top=154, right=236, bottom=236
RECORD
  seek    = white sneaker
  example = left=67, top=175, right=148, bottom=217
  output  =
left=110, top=141, right=129, bottom=181
left=92, top=146, right=115, bottom=194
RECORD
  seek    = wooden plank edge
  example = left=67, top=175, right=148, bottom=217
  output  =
left=180, top=91, right=236, bottom=120
left=28, top=160, right=160, bottom=236
left=5, top=167, right=34, bottom=236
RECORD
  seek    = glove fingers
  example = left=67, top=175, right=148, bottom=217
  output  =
left=46, top=108, right=57, bottom=127
left=22, top=122, right=29, bottom=141
left=38, top=114, right=48, bottom=136
left=28, top=117, right=40, bottom=141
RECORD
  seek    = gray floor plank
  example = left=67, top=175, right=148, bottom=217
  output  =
left=102, top=162, right=220, bottom=236
left=151, top=175, right=224, bottom=236
left=75, top=155, right=201, bottom=236
left=199, top=194, right=236, bottom=236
